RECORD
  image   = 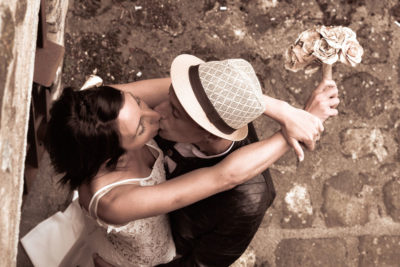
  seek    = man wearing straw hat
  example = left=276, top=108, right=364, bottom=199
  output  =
left=94, top=54, right=339, bottom=266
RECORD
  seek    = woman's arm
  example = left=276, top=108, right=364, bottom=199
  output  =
left=98, top=131, right=289, bottom=225
left=110, top=77, right=171, bottom=108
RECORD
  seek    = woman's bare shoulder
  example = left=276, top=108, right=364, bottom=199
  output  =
left=79, top=170, right=142, bottom=223
left=77, top=171, right=126, bottom=211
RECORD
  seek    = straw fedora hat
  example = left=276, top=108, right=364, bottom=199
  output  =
left=170, top=54, right=265, bottom=141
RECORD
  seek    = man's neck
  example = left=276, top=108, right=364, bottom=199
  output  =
left=192, top=138, right=233, bottom=156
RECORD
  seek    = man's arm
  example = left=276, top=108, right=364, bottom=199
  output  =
left=110, top=77, right=171, bottom=108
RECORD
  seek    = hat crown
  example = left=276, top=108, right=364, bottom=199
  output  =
left=198, top=59, right=265, bottom=129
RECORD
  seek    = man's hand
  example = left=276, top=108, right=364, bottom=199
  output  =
left=280, top=105, right=324, bottom=161
left=93, top=253, right=115, bottom=267
left=305, top=79, right=339, bottom=122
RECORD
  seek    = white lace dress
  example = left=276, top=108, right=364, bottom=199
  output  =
left=63, top=140, right=176, bottom=267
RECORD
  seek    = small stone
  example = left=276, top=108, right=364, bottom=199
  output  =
left=340, top=128, right=387, bottom=162
left=383, top=178, right=400, bottom=222
left=285, top=184, right=313, bottom=216
left=322, top=171, right=370, bottom=227
left=281, top=184, right=314, bottom=228
left=341, top=72, right=391, bottom=118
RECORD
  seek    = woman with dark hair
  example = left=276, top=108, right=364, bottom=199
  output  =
left=47, top=85, right=176, bottom=266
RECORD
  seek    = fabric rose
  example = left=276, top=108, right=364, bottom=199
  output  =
left=284, top=44, right=316, bottom=72
left=295, top=28, right=321, bottom=54
left=312, top=37, right=339, bottom=65
left=339, top=38, right=364, bottom=66
left=316, top=26, right=356, bottom=49
left=284, top=28, right=320, bottom=72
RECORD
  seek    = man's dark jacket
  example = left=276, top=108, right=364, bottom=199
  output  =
left=155, top=123, right=275, bottom=267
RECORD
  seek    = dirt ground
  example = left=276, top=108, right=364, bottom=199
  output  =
left=19, top=0, right=400, bottom=266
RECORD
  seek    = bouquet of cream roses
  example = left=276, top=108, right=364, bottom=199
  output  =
left=285, top=26, right=363, bottom=78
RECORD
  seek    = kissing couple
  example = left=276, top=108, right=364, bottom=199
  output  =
left=23, top=54, right=339, bottom=267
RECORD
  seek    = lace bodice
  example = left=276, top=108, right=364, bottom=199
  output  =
left=82, top=140, right=176, bottom=266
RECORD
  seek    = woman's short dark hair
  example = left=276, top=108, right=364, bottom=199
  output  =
left=45, top=86, right=125, bottom=190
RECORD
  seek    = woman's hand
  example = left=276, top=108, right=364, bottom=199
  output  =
left=280, top=79, right=340, bottom=160
left=304, top=79, right=339, bottom=122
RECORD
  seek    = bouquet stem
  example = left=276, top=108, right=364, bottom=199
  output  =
left=322, top=63, right=332, bottom=80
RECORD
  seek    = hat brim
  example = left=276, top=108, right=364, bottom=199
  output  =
left=170, top=54, right=248, bottom=141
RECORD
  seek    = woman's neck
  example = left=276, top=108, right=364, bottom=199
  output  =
left=117, top=146, right=149, bottom=169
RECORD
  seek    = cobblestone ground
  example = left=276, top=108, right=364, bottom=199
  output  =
left=31, top=0, right=400, bottom=266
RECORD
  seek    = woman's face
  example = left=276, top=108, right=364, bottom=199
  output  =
left=117, top=92, right=160, bottom=151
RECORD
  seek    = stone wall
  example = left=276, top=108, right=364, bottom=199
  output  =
left=15, top=0, right=70, bottom=266
left=0, top=0, right=40, bottom=266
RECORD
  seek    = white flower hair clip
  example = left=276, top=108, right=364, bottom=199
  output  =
left=80, top=75, right=104, bottom=90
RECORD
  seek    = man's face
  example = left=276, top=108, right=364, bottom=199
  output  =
left=154, top=85, right=208, bottom=143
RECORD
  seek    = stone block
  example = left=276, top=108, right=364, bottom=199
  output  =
left=275, top=238, right=348, bottom=267
left=341, top=72, right=391, bottom=118
left=322, top=171, right=370, bottom=227
left=340, top=127, right=387, bottom=162
left=359, top=235, right=400, bottom=267
left=281, top=184, right=314, bottom=229
left=383, top=178, right=400, bottom=222
left=357, top=25, right=391, bottom=65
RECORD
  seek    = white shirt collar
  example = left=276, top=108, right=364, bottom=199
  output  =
left=174, top=141, right=235, bottom=159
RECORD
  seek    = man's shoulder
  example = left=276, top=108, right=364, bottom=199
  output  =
left=227, top=122, right=259, bottom=153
